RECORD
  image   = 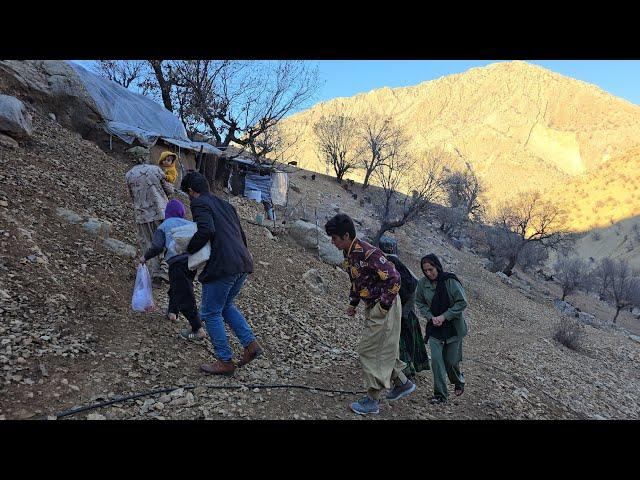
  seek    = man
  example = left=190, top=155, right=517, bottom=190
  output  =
left=124, top=148, right=175, bottom=285
left=181, top=171, right=263, bottom=376
left=325, top=214, right=416, bottom=415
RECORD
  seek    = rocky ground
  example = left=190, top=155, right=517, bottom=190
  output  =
left=1, top=112, right=639, bottom=420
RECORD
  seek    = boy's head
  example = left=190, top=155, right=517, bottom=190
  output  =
left=180, top=171, right=210, bottom=199
left=165, top=199, right=185, bottom=219
left=159, top=151, right=177, bottom=168
left=325, top=213, right=356, bottom=251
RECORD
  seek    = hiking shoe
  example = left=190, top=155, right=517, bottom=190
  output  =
left=349, top=396, right=380, bottom=415
left=180, top=329, right=206, bottom=341
left=429, top=395, right=447, bottom=404
left=236, top=340, right=263, bottom=367
left=386, top=379, right=416, bottom=402
left=200, top=360, right=235, bottom=376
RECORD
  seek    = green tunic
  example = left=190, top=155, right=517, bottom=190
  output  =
left=415, top=277, right=468, bottom=344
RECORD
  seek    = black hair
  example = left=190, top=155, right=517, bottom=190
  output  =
left=324, top=213, right=356, bottom=240
left=181, top=170, right=210, bottom=194
left=421, top=253, right=444, bottom=275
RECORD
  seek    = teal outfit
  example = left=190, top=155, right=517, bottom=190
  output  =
left=415, top=276, right=468, bottom=400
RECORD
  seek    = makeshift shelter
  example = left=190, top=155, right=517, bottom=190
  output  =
left=220, top=146, right=289, bottom=216
left=66, top=62, right=222, bottom=185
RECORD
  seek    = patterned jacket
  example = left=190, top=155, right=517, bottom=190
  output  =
left=125, top=164, right=175, bottom=224
left=343, top=238, right=401, bottom=311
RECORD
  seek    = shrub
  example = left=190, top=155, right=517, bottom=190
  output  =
left=554, top=317, right=585, bottom=351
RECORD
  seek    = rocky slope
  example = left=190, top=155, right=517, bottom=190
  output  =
left=1, top=112, right=639, bottom=420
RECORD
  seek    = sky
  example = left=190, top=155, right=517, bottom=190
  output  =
left=72, top=60, right=640, bottom=112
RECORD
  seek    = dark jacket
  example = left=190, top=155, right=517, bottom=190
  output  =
left=186, top=192, right=253, bottom=283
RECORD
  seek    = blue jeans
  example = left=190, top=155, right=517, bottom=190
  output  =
left=200, top=273, right=255, bottom=361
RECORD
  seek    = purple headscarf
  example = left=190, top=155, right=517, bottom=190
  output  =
left=165, top=199, right=185, bottom=219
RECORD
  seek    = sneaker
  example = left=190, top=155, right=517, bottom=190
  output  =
left=349, top=396, right=380, bottom=415
left=180, top=329, right=205, bottom=341
left=429, top=395, right=447, bottom=404
left=386, top=379, right=416, bottom=402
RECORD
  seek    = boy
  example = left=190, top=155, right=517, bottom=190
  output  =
left=141, top=199, right=206, bottom=341
left=325, top=214, right=416, bottom=415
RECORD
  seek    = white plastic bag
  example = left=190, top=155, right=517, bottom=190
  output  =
left=170, top=223, right=197, bottom=254
left=131, top=264, right=155, bottom=312
left=188, top=241, right=211, bottom=271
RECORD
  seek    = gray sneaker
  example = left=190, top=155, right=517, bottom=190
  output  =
left=386, top=379, right=416, bottom=402
left=350, top=395, right=380, bottom=415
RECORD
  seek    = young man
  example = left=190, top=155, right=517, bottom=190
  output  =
left=325, top=214, right=416, bottom=415
left=181, top=171, right=263, bottom=375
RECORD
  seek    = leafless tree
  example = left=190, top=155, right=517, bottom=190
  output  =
left=357, top=115, right=401, bottom=189
left=441, top=161, right=484, bottom=220
left=435, top=205, right=468, bottom=237
left=93, top=60, right=147, bottom=89
left=591, top=257, right=616, bottom=299
left=489, top=190, right=566, bottom=276
left=554, top=256, right=588, bottom=301
left=172, top=60, right=320, bottom=153
left=602, top=260, right=640, bottom=323
left=313, top=114, right=360, bottom=181
left=373, top=149, right=446, bottom=245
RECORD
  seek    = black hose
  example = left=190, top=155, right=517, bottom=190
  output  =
left=44, top=383, right=366, bottom=420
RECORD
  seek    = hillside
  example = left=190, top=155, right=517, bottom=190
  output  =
left=280, top=61, right=640, bottom=233
left=1, top=112, right=639, bottom=420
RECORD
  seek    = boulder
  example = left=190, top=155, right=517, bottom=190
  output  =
left=0, top=94, right=32, bottom=140
left=496, top=271, right=512, bottom=284
left=103, top=238, right=137, bottom=258
left=577, top=311, right=600, bottom=327
left=554, top=299, right=577, bottom=317
left=0, top=133, right=19, bottom=149
left=289, top=219, right=344, bottom=266
left=302, top=269, right=327, bottom=295
left=83, top=217, right=111, bottom=238
left=55, top=207, right=83, bottom=224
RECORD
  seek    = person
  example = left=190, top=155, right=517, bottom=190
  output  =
left=378, top=236, right=430, bottom=379
left=325, top=214, right=416, bottom=415
left=140, top=199, right=206, bottom=341
left=415, top=253, right=468, bottom=404
left=181, top=171, right=263, bottom=375
left=125, top=148, right=177, bottom=285
left=158, top=151, right=178, bottom=184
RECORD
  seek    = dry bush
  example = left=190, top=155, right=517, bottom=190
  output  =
left=554, top=317, right=585, bottom=351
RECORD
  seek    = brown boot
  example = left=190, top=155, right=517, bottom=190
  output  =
left=200, top=360, right=235, bottom=376
left=237, top=340, right=263, bottom=367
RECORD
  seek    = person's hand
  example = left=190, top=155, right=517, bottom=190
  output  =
left=346, top=306, right=356, bottom=317
left=139, top=256, right=146, bottom=265
left=432, top=315, right=445, bottom=326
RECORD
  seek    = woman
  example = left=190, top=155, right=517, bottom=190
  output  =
left=415, top=253, right=468, bottom=404
left=378, top=237, right=430, bottom=379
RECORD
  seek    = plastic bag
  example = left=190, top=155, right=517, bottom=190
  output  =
left=131, top=264, right=155, bottom=312
left=170, top=223, right=197, bottom=254
left=188, top=241, right=211, bottom=271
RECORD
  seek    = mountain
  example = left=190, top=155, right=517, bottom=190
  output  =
left=280, top=61, right=640, bottom=231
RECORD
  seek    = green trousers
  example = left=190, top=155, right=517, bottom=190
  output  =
left=428, top=337, right=464, bottom=400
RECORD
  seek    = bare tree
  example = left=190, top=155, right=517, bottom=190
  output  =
left=313, top=114, right=360, bottom=181
left=591, top=257, right=616, bottom=299
left=173, top=60, right=319, bottom=153
left=435, top=205, right=468, bottom=237
left=604, top=260, right=640, bottom=323
left=373, top=149, right=446, bottom=245
left=441, top=161, right=484, bottom=220
left=93, top=60, right=147, bottom=89
left=489, top=190, right=566, bottom=276
left=357, top=115, right=400, bottom=189
left=554, top=256, right=588, bottom=301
